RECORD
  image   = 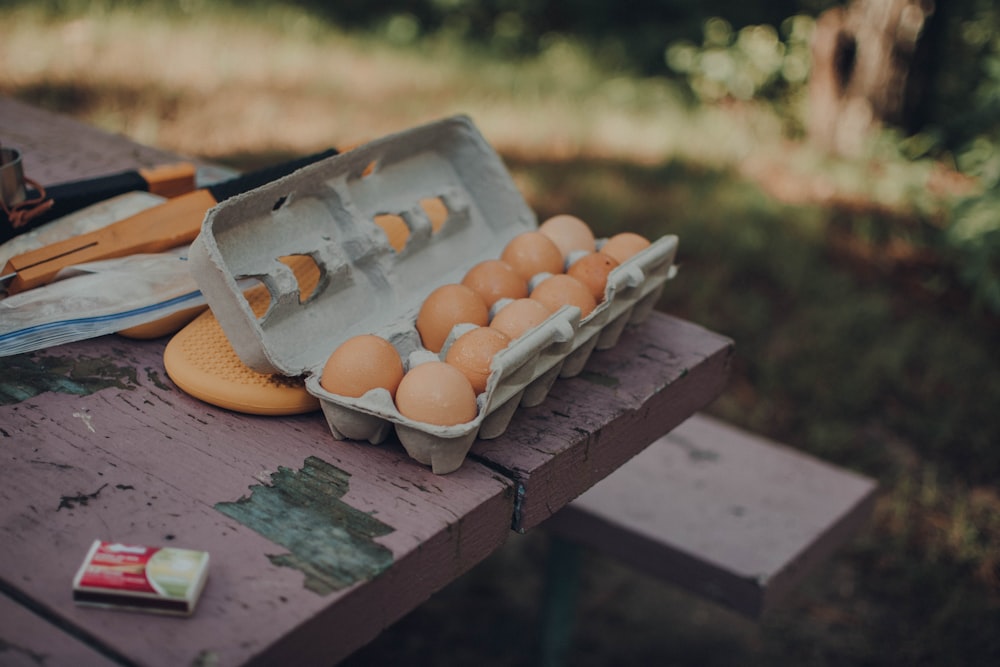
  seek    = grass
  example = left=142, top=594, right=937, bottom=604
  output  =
left=2, top=3, right=999, bottom=665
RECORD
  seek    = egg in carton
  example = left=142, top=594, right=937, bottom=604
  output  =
left=189, top=115, right=677, bottom=474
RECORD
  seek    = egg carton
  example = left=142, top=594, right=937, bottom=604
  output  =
left=188, top=115, right=678, bottom=474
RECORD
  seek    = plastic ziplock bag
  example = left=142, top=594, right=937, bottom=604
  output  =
left=0, top=247, right=204, bottom=356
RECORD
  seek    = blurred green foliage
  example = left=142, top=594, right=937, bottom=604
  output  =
left=932, top=1, right=1000, bottom=314
left=2, top=0, right=834, bottom=71
left=10, top=0, right=991, bottom=141
left=6, top=0, right=1000, bottom=310
left=337, top=0, right=998, bottom=318
left=265, top=0, right=837, bottom=72
left=7, top=0, right=1000, bottom=309
left=664, top=14, right=814, bottom=133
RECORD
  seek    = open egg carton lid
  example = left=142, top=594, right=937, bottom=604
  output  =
left=189, top=115, right=678, bottom=474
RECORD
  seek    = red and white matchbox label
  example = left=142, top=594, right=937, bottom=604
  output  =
left=77, top=542, right=162, bottom=593
left=73, top=540, right=209, bottom=616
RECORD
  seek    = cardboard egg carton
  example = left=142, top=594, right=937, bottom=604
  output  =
left=189, top=116, right=677, bottom=474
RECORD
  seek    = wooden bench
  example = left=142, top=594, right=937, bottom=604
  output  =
left=538, top=413, right=877, bottom=663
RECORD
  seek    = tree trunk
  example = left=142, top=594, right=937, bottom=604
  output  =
left=807, top=0, right=936, bottom=156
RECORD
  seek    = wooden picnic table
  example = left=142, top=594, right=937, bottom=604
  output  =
left=0, top=96, right=733, bottom=666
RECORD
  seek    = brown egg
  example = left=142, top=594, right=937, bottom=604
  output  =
left=320, top=334, right=404, bottom=399
left=539, top=214, right=596, bottom=259
left=416, top=284, right=490, bottom=353
left=600, top=232, right=651, bottom=263
left=530, top=273, right=598, bottom=320
left=445, top=326, right=511, bottom=394
left=567, top=252, right=620, bottom=301
left=461, top=259, right=528, bottom=308
left=490, top=298, right=553, bottom=340
left=395, top=361, right=479, bottom=426
left=500, top=231, right=565, bottom=280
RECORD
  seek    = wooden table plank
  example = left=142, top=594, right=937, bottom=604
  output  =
left=0, top=96, right=190, bottom=184
left=472, top=313, right=733, bottom=531
left=1, top=335, right=515, bottom=666
left=0, top=593, right=118, bottom=666
left=0, top=313, right=730, bottom=665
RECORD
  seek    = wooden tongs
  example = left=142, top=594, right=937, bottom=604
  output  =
left=1, top=149, right=337, bottom=295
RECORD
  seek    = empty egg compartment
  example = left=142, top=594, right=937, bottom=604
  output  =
left=190, top=115, right=538, bottom=375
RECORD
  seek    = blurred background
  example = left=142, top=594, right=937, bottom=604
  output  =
left=2, top=0, right=998, bottom=664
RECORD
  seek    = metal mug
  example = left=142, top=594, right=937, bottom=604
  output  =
left=1, top=146, right=28, bottom=209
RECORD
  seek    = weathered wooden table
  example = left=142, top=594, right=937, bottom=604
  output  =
left=0, top=96, right=733, bottom=666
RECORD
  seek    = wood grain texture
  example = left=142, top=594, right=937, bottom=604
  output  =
left=0, top=593, right=118, bottom=666
left=472, top=313, right=734, bottom=532
left=1, top=335, right=515, bottom=666
left=0, top=97, right=190, bottom=186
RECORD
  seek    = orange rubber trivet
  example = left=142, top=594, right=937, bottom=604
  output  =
left=163, top=256, right=322, bottom=416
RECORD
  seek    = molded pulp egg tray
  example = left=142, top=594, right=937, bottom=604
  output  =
left=189, top=116, right=678, bottom=474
